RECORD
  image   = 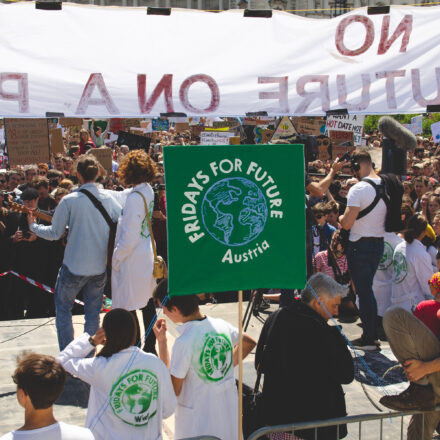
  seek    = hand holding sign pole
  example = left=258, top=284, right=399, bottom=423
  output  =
left=164, top=144, right=306, bottom=439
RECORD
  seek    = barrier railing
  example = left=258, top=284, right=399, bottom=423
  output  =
left=247, top=409, right=439, bottom=440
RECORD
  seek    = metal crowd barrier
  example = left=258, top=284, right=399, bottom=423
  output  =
left=247, top=409, right=439, bottom=440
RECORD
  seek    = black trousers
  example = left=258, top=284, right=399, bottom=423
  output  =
left=130, top=298, right=157, bottom=355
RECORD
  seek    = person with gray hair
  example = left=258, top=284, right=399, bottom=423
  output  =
left=255, top=273, right=354, bottom=440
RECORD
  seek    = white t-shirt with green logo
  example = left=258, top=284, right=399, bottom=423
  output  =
left=58, top=333, right=176, bottom=440
left=170, top=316, right=239, bottom=440
left=0, top=422, right=94, bottom=440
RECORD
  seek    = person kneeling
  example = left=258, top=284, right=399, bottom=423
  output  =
left=153, top=279, right=257, bottom=440
left=256, top=273, right=354, bottom=440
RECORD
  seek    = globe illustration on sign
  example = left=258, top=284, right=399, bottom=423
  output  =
left=122, top=384, right=152, bottom=415
left=201, top=177, right=268, bottom=246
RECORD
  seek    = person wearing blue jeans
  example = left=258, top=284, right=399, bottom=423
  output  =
left=339, top=150, right=387, bottom=351
left=54, top=264, right=107, bottom=351
left=346, top=238, right=384, bottom=345
left=28, top=155, right=122, bottom=351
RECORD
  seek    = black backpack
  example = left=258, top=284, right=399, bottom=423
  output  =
left=357, top=174, right=404, bottom=233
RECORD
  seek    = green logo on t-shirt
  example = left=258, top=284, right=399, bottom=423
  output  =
left=198, top=333, right=233, bottom=382
left=393, top=251, right=408, bottom=284
left=379, top=241, right=394, bottom=271
left=109, top=369, right=158, bottom=426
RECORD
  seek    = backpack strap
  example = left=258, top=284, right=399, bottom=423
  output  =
left=357, top=178, right=385, bottom=220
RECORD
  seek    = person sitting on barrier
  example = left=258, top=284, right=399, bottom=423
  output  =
left=0, top=352, right=94, bottom=440
left=57, top=308, right=176, bottom=440
left=152, top=279, right=257, bottom=440
left=380, top=305, right=440, bottom=440
left=256, top=273, right=354, bottom=440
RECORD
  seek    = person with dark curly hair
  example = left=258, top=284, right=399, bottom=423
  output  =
left=111, top=149, right=158, bottom=354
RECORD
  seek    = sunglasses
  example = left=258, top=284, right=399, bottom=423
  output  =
left=317, top=139, right=330, bottom=146
left=315, top=214, right=325, bottom=219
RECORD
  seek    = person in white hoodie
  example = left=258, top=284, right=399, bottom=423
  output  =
left=391, top=215, right=435, bottom=312
left=58, top=308, right=176, bottom=440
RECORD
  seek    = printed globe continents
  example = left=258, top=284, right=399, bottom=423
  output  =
left=122, top=383, right=153, bottom=415
left=201, top=177, right=268, bottom=247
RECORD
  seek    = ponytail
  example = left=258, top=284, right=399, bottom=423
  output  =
left=404, top=214, right=427, bottom=244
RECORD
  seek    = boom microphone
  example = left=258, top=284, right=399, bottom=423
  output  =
left=378, top=116, right=417, bottom=151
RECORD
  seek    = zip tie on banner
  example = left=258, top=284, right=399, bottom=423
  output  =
left=306, top=283, right=389, bottom=396
left=88, top=295, right=169, bottom=432
left=1, top=270, right=112, bottom=312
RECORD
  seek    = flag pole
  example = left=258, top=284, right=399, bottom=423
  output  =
left=238, top=290, right=243, bottom=440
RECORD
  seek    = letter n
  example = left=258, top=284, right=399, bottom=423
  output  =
left=378, top=15, right=413, bottom=55
left=137, top=74, right=174, bottom=114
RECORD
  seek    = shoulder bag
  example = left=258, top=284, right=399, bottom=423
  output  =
left=134, top=190, right=168, bottom=280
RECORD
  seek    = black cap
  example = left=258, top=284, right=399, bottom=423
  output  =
left=21, top=188, right=39, bottom=201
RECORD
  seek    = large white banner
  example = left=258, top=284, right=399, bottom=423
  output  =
left=0, top=3, right=440, bottom=117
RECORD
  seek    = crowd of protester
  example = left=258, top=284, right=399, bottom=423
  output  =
left=3, top=119, right=440, bottom=439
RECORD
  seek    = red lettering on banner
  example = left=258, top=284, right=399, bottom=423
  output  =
left=179, top=74, right=220, bottom=114
left=336, top=74, right=371, bottom=111
left=76, top=73, right=119, bottom=114
left=258, top=76, right=289, bottom=113
left=378, top=15, right=412, bottom=55
left=137, top=74, right=174, bottom=114
left=375, top=70, right=406, bottom=109
left=0, top=73, right=29, bottom=113
left=335, top=15, right=374, bottom=56
left=412, top=68, right=440, bottom=106
left=295, top=75, right=330, bottom=113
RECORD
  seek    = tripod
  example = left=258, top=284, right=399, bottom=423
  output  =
left=242, top=288, right=271, bottom=332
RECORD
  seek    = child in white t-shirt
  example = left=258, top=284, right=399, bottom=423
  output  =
left=153, top=280, right=256, bottom=440
left=0, top=352, right=93, bottom=440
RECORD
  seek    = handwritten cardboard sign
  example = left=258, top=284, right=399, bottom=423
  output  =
left=59, top=118, right=83, bottom=127
left=124, top=118, right=141, bottom=129
left=330, top=130, right=354, bottom=159
left=175, top=122, right=190, bottom=133
left=5, top=118, right=49, bottom=166
left=292, top=117, right=325, bottom=136
left=90, top=147, right=113, bottom=174
left=326, top=115, right=364, bottom=146
left=50, top=128, right=65, bottom=154
left=200, top=131, right=233, bottom=145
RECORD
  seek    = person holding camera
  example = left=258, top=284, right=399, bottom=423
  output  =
left=339, top=151, right=386, bottom=351
left=111, top=150, right=158, bottom=354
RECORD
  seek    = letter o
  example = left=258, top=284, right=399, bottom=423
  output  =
left=335, top=15, right=374, bottom=56
left=219, top=159, right=233, bottom=174
left=179, top=74, right=220, bottom=113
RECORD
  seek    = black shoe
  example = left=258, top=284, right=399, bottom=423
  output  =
left=350, top=337, right=380, bottom=351
left=380, top=383, right=437, bottom=411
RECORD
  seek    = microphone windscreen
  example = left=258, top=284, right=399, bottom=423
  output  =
left=378, top=116, right=417, bottom=151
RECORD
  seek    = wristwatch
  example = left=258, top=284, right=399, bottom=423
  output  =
left=88, top=336, right=96, bottom=347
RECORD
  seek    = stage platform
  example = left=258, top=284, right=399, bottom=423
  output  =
left=0, top=302, right=435, bottom=439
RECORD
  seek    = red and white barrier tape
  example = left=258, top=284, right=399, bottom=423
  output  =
left=0, top=270, right=85, bottom=306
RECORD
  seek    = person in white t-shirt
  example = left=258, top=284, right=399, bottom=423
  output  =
left=152, top=280, right=257, bottom=440
left=391, top=215, right=435, bottom=313
left=0, top=352, right=93, bottom=440
left=339, top=150, right=387, bottom=351
left=57, top=308, right=176, bottom=440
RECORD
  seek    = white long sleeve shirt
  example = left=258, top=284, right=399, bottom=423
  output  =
left=58, top=334, right=176, bottom=440
left=391, top=239, right=434, bottom=312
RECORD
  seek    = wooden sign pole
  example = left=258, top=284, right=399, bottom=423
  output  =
left=238, top=290, right=243, bottom=440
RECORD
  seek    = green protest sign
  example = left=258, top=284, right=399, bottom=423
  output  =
left=163, top=144, right=306, bottom=297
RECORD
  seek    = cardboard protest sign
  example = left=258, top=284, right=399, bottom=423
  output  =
left=213, top=120, right=238, bottom=129
left=90, top=147, right=113, bottom=174
left=191, top=125, right=205, bottom=139
left=270, top=117, right=297, bottom=143
left=50, top=128, right=64, bottom=154
left=230, top=136, right=241, bottom=145
left=175, top=122, right=190, bottom=133
left=411, top=115, right=423, bottom=135
left=316, top=135, right=332, bottom=161
left=431, top=121, right=440, bottom=143
left=117, top=130, right=151, bottom=152
left=5, top=118, right=49, bottom=166
left=124, top=118, right=140, bottom=129
left=152, top=118, right=170, bottom=132
left=163, top=144, right=306, bottom=296
left=262, top=129, right=274, bottom=144
left=59, top=118, right=83, bottom=127
left=330, top=131, right=354, bottom=159
left=200, top=131, right=233, bottom=145
left=292, top=117, right=325, bottom=136
left=326, top=114, right=364, bottom=146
